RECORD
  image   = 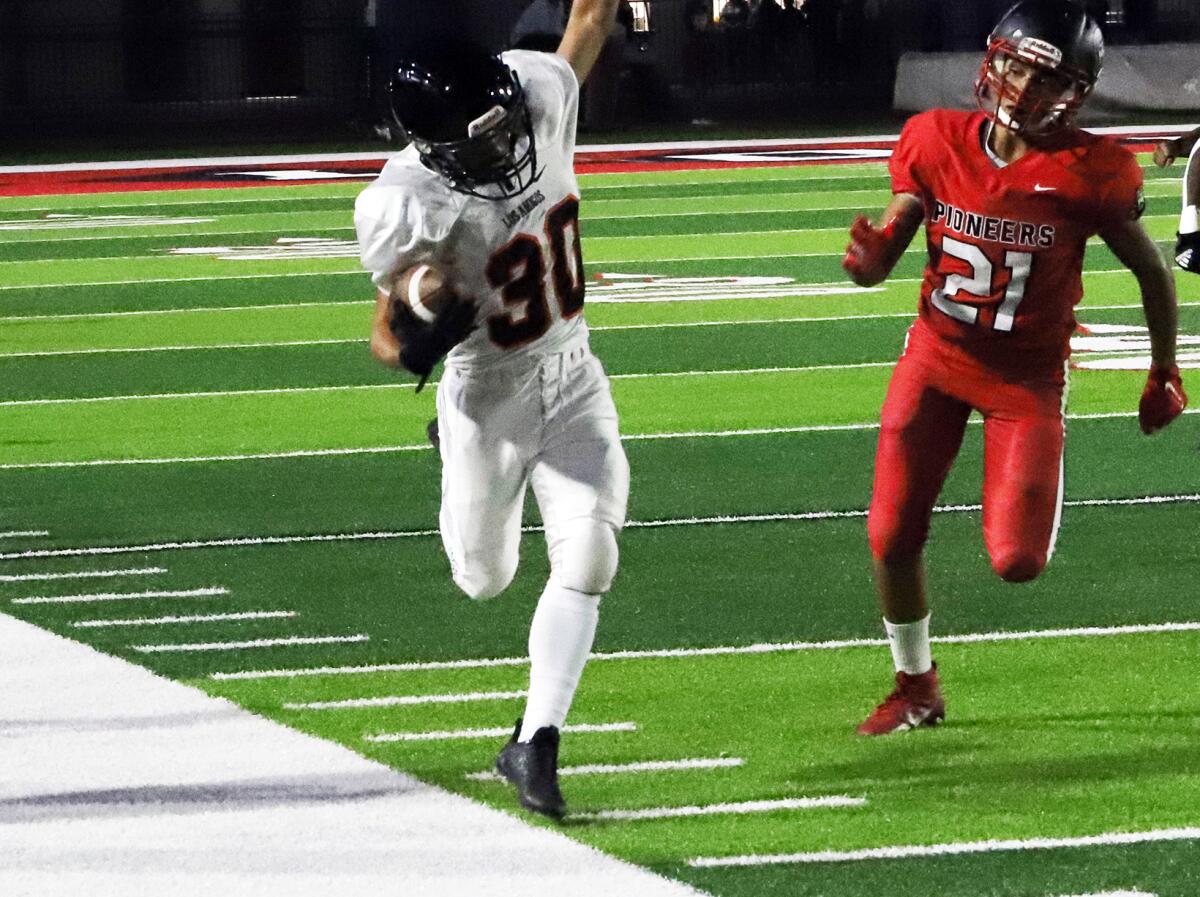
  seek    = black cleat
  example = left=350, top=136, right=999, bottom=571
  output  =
left=426, top=417, right=439, bottom=448
left=495, top=718, right=566, bottom=820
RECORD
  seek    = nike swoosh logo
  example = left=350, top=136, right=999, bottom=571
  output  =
left=1034, top=184, right=1056, bottom=192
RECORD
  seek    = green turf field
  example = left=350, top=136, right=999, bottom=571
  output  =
left=2, top=155, right=1199, bottom=897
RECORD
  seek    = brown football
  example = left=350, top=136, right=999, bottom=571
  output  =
left=394, top=263, right=458, bottom=324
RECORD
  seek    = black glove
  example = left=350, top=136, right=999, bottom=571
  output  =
left=389, top=297, right=477, bottom=392
left=1177, top=231, right=1200, bottom=274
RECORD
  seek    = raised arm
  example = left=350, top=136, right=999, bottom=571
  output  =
left=1153, top=125, right=1200, bottom=168
left=556, top=0, right=620, bottom=84
left=842, top=193, right=925, bottom=287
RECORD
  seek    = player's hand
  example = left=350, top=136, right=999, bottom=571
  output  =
left=843, top=215, right=897, bottom=286
left=1153, top=139, right=1178, bottom=168
left=391, top=295, right=478, bottom=392
left=1138, top=363, right=1187, bottom=434
left=1176, top=231, right=1200, bottom=274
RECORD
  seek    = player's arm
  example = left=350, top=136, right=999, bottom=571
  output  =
left=1153, top=125, right=1200, bottom=168
left=842, top=193, right=924, bottom=287
left=557, top=0, right=620, bottom=84
left=1100, top=217, right=1188, bottom=433
left=369, top=273, right=477, bottom=391
left=370, top=287, right=403, bottom=368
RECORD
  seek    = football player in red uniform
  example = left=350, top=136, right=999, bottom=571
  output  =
left=843, top=0, right=1187, bottom=735
left=1153, top=125, right=1200, bottom=274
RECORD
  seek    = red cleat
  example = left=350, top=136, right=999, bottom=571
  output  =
left=856, top=665, right=945, bottom=736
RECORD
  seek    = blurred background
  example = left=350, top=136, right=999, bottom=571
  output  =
left=0, top=0, right=1196, bottom=148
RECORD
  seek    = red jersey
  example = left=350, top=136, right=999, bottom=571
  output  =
left=890, top=109, right=1145, bottom=376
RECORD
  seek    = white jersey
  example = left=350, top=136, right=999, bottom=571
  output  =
left=355, top=50, right=588, bottom=370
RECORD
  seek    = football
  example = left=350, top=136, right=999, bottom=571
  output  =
left=394, top=262, right=459, bottom=324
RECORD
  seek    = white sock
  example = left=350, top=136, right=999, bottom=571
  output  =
left=884, top=615, right=932, bottom=675
left=1181, top=205, right=1198, bottom=235
left=519, top=581, right=600, bottom=742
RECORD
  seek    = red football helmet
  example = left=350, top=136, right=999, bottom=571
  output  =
left=975, top=0, right=1103, bottom=138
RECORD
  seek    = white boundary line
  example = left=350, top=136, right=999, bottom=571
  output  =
left=208, top=621, right=1200, bottom=681
left=132, top=634, right=369, bottom=653
left=11, top=587, right=229, bottom=605
left=0, top=529, right=50, bottom=538
left=685, top=827, right=1200, bottom=867
left=575, top=796, right=866, bottom=823
left=364, top=721, right=637, bottom=743
left=73, top=610, right=297, bottom=629
left=0, top=566, right=166, bottom=582
left=284, top=689, right=527, bottom=711
left=5, top=493, right=1200, bottom=563
left=466, top=757, right=745, bottom=782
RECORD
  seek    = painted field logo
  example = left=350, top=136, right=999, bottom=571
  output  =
left=165, top=237, right=359, bottom=261
left=588, top=273, right=881, bottom=304
left=1072, top=322, right=1200, bottom=370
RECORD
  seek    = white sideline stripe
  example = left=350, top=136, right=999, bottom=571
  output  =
left=11, top=587, right=229, bottom=605
left=685, top=827, right=1200, bottom=867
left=0, top=298, right=370, bottom=323
left=1055, top=892, right=1158, bottom=897
left=7, top=492, right=1200, bottom=563
left=365, top=721, right=637, bottom=743
left=574, top=796, right=866, bottom=823
left=0, top=529, right=50, bottom=538
left=4, top=408, right=1195, bottom=472
left=0, top=566, right=166, bottom=582
left=132, top=634, right=369, bottom=654
left=73, top=610, right=297, bottom=629
left=284, top=689, right=526, bottom=710
left=0, top=614, right=705, bottom=897
left=466, top=757, right=745, bottom=781
left=209, top=621, right=1200, bottom=681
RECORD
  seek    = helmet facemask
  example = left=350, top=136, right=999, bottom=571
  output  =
left=404, top=73, right=539, bottom=202
left=975, top=38, right=1094, bottom=138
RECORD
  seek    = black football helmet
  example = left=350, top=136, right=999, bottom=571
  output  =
left=975, top=0, right=1103, bottom=138
left=390, top=42, right=538, bottom=200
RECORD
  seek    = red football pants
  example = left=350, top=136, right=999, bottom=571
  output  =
left=867, top=325, right=1067, bottom=583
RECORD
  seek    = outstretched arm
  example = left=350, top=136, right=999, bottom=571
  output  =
left=557, top=0, right=620, bottom=84
left=1101, top=217, right=1188, bottom=433
left=842, top=193, right=925, bottom=287
left=1153, top=125, right=1200, bottom=168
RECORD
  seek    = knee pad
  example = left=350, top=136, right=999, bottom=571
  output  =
left=990, top=549, right=1046, bottom=584
left=550, top=519, right=619, bottom=595
left=452, top=557, right=518, bottom=601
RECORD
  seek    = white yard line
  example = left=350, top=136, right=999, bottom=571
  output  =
left=74, top=610, right=297, bottom=629
left=365, top=721, right=637, bottom=743
left=686, top=827, right=1200, bottom=867
left=0, top=298, right=369, bottom=322
left=1, top=614, right=704, bottom=897
left=467, top=757, right=744, bottom=782
left=0, top=337, right=361, bottom=359
left=132, top=634, right=369, bottom=654
left=3, top=407, right=1195, bottom=472
left=0, top=565, right=166, bottom=582
left=209, top=621, right=1200, bottom=681
left=0, top=269, right=360, bottom=291
left=6, top=492, right=1200, bottom=564
left=285, top=690, right=526, bottom=711
left=574, top=796, right=865, bottom=823
left=11, top=587, right=229, bottom=605
left=0, top=529, right=50, bottom=538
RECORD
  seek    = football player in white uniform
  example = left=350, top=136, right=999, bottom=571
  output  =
left=354, top=0, right=625, bottom=820
left=1154, top=125, right=1200, bottom=275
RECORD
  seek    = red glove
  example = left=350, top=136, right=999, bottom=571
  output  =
left=842, top=215, right=897, bottom=285
left=1138, top=363, right=1187, bottom=434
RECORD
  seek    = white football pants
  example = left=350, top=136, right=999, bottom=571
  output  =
left=435, top=343, right=629, bottom=601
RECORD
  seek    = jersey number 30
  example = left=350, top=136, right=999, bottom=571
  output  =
left=485, top=197, right=585, bottom=349
left=931, top=236, right=1033, bottom=333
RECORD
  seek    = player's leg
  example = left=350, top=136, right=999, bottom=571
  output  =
left=980, top=381, right=1066, bottom=583
left=860, top=351, right=968, bottom=735
left=436, top=369, right=537, bottom=601
left=496, top=351, right=629, bottom=818
left=1176, top=134, right=1200, bottom=274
